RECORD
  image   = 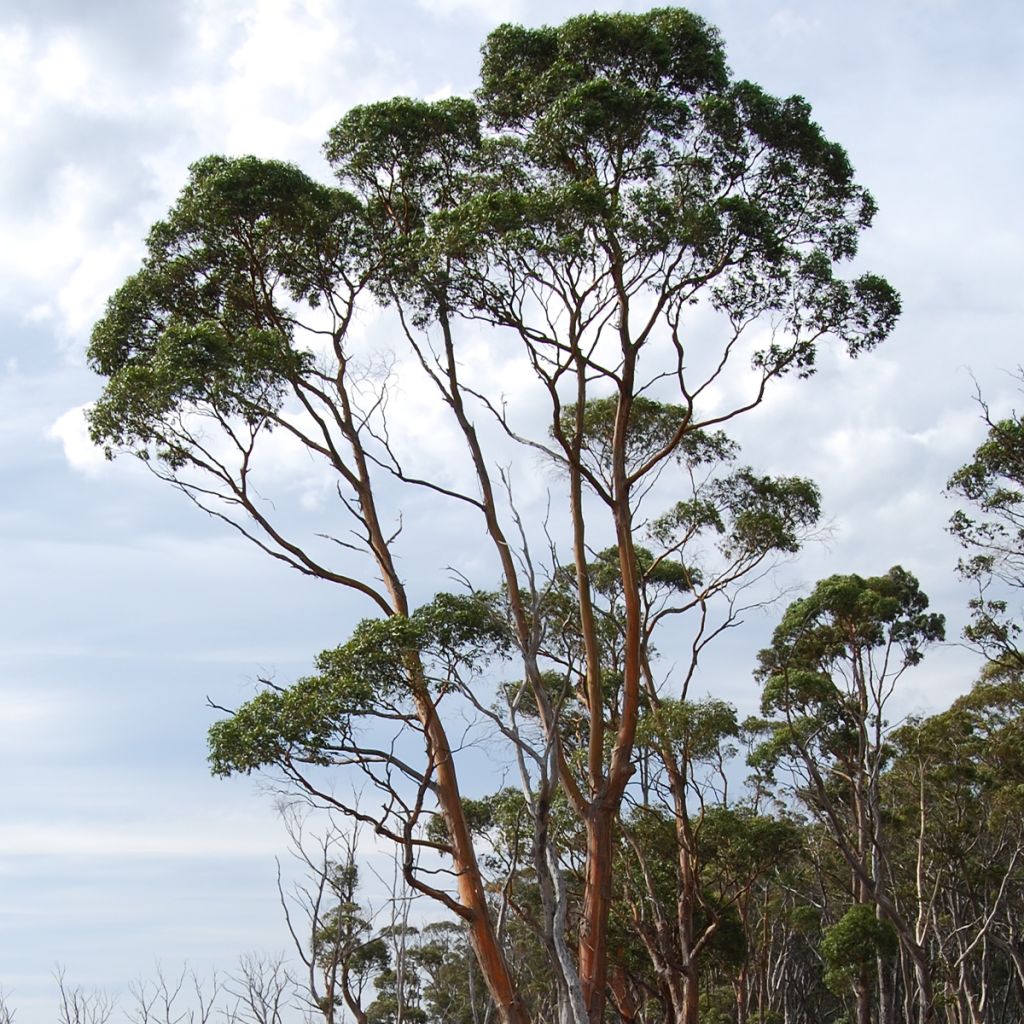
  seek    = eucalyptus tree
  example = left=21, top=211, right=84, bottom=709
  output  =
left=617, top=701, right=741, bottom=1023
left=742, top=823, right=846, bottom=1024
left=752, top=568, right=944, bottom=1024
left=887, top=670, right=1024, bottom=1024
left=513, top=416, right=820, bottom=1024
left=273, top=818, right=391, bottom=1024
left=88, top=9, right=897, bottom=1023
left=948, top=378, right=1024, bottom=670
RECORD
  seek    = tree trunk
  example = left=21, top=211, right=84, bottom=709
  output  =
left=580, top=806, right=614, bottom=1024
left=679, top=963, right=700, bottom=1024
left=909, top=946, right=935, bottom=1024
left=735, top=962, right=749, bottom=1024
left=854, top=969, right=871, bottom=1024
left=877, top=953, right=894, bottom=1024
left=608, top=964, right=638, bottom=1024
left=413, top=678, right=529, bottom=1024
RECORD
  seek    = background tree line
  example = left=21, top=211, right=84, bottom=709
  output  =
left=48, top=6, right=1024, bottom=1024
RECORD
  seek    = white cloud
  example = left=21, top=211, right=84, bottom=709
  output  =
left=425, top=83, right=455, bottom=102
left=767, top=9, right=821, bottom=38
left=417, top=0, right=525, bottom=20
left=0, top=2, right=407, bottom=343
left=0, top=689, right=66, bottom=733
left=0, top=818, right=282, bottom=859
left=0, top=27, right=31, bottom=127
left=177, top=0, right=363, bottom=158
left=0, top=159, right=146, bottom=342
left=48, top=403, right=105, bottom=474
left=24, top=303, right=52, bottom=324
left=57, top=238, right=143, bottom=344
left=35, top=34, right=92, bottom=102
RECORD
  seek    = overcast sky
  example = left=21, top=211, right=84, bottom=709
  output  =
left=1, top=0, right=1022, bottom=1019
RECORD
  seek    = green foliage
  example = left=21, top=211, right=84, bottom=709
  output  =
left=317, top=589, right=511, bottom=697
left=697, top=900, right=747, bottom=973
left=470, top=8, right=899, bottom=364
left=209, top=592, right=511, bottom=776
left=88, top=156, right=360, bottom=462
left=758, top=567, right=945, bottom=699
left=425, top=794, right=499, bottom=846
left=556, top=395, right=737, bottom=478
left=587, top=544, right=695, bottom=595
left=949, top=413, right=1024, bottom=523
left=892, top=670, right=1024, bottom=838
left=617, top=804, right=679, bottom=914
left=536, top=543, right=701, bottom=691
left=715, top=470, right=822, bottom=557
left=948, top=399, right=1024, bottom=665
left=696, top=805, right=801, bottom=881
left=413, top=922, right=485, bottom=1024
left=326, top=97, right=481, bottom=216
left=479, top=10, right=729, bottom=140
left=651, top=470, right=821, bottom=558
left=638, top=696, right=738, bottom=761
left=820, top=904, right=897, bottom=994
left=207, top=671, right=373, bottom=777
left=752, top=567, right=944, bottom=819
left=325, top=96, right=485, bottom=315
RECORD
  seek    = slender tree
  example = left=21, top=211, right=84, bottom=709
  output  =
left=948, top=375, right=1024, bottom=670
left=887, top=671, right=1024, bottom=1024
left=752, top=567, right=944, bottom=1024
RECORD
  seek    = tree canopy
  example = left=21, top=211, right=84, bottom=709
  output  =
left=948, top=377, right=1024, bottom=669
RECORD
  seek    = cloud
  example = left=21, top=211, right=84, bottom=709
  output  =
left=34, top=32, right=93, bottom=103
left=767, top=9, right=821, bottom=37
left=48, top=403, right=105, bottom=474
left=0, top=818, right=283, bottom=859
left=179, top=0, right=355, bottom=156
left=0, top=690, right=69, bottom=753
left=0, top=0, right=424, bottom=347
left=416, top=0, right=525, bottom=20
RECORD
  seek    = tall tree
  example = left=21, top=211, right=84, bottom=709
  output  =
left=948, top=377, right=1024, bottom=670
left=88, top=10, right=897, bottom=1022
left=752, top=567, right=944, bottom=1024
left=887, top=670, right=1024, bottom=1024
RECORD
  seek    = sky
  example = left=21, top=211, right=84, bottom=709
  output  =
left=1, top=0, right=1022, bottom=1019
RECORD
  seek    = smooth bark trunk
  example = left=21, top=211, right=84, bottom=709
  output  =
left=579, top=807, right=615, bottom=1023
